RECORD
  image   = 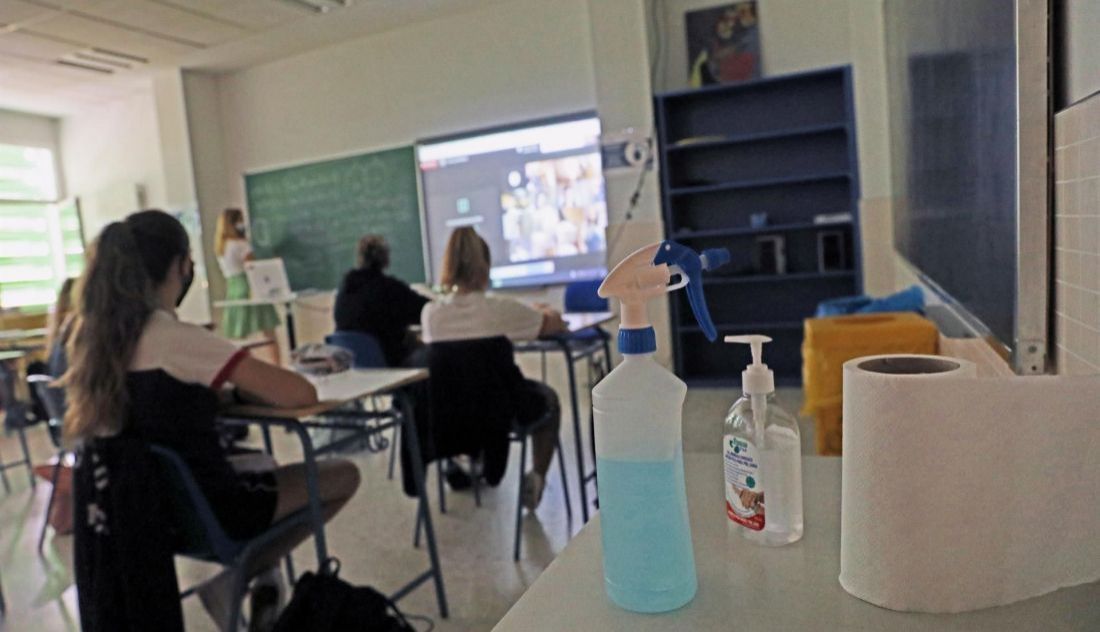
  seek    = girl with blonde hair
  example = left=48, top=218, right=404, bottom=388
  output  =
left=422, top=226, right=567, bottom=508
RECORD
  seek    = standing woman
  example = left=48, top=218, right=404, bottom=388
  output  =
left=215, top=208, right=281, bottom=363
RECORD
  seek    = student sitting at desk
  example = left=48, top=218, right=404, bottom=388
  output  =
left=64, top=210, right=360, bottom=631
left=334, top=234, right=428, bottom=367
left=422, top=226, right=567, bottom=509
left=215, top=208, right=281, bottom=363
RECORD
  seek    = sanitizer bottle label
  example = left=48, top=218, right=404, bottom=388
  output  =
left=723, top=434, right=765, bottom=530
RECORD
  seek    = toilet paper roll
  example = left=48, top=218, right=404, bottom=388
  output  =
left=839, top=355, right=1100, bottom=613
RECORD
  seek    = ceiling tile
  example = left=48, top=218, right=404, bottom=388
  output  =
left=23, top=11, right=198, bottom=62
left=144, top=0, right=303, bottom=31
left=0, top=30, right=75, bottom=59
left=0, top=0, right=56, bottom=25
left=78, top=0, right=248, bottom=46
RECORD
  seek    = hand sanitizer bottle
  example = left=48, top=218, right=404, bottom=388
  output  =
left=723, top=335, right=804, bottom=546
left=594, top=240, right=729, bottom=612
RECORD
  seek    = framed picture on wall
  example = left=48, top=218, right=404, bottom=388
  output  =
left=686, top=2, right=761, bottom=87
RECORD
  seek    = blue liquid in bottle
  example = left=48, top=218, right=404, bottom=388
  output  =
left=596, top=448, right=697, bottom=613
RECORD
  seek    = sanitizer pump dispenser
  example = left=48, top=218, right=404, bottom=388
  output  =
left=723, top=335, right=804, bottom=546
left=593, top=240, right=729, bottom=613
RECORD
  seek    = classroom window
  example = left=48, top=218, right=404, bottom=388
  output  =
left=0, top=143, right=83, bottom=310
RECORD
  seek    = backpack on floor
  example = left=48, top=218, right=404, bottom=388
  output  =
left=272, top=558, right=420, bottom=632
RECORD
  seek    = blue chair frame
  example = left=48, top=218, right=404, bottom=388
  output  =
left=0, top=361, right=35, bottom=493
left=28, top=375, right=67, bottom=553
left=0, top=544, right=5, bottom=616
left=324, top=331, right=387, bottom=369
left=150, top=445, right=318, bottom=632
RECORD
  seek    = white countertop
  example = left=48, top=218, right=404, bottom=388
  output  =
left=495, top=454, right=1100, bottom=631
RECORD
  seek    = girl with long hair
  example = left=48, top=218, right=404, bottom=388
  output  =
left=215, top=208, right=280, bottom=362
left=421, top=226, right=567, bottom=509
left=65, top=210, right=360, bottom=630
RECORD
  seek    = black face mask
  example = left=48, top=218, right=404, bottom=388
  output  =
left=177, top=259, right=194, bottom=307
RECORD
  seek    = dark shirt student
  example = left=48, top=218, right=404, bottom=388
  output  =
left=333, top=235, right=429, bottom=367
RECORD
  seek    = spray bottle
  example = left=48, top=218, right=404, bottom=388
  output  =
left=594, top=240, right=729, bottom=613
left=723, top=335, right=803, bottom=545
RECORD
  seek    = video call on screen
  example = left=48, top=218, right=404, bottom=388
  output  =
left=418, top=115, right=609, bottom=289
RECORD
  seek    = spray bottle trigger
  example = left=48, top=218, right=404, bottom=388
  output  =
left=652, top=240, right=728, bottom=343
left=666, top=265, right=689, bottom=292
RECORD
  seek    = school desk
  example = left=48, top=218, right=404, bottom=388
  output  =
left=220, top=368, right=448, bottom=618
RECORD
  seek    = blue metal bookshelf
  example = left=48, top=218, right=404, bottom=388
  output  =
left=655, top=66, right=863, bottom=384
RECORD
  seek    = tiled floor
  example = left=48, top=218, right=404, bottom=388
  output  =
left=0, top=352, right=813, bottom=631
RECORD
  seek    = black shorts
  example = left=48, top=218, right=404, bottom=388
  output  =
left=209, top=470, right=279, bottom=540
left=514, top=379, right=561, bottom=431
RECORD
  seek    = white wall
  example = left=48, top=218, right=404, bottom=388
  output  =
left=187, top=0, right=597, bottom=342
left=587, top=0, right=673, bottom=367
left=659, top=0, right=896, bottom=294
left=59, top=74, right=212, bottom=324
left=60, top=83, right=167, bottom=239
left=183, top=71, right=232, bottom=305
left=209, top=0, right=594, bottom=212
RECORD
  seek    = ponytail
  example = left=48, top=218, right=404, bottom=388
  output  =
left=440, top=227, right=491, bottom=292
left=63, top=210, right=190, bottom=440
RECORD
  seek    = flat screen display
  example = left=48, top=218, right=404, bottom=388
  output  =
left=417, top=114, right=608, bottom=289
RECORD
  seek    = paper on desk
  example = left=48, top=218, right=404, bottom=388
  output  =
left=839, top=355, right=1100, bottom=613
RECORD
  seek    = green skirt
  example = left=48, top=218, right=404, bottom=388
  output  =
left=222, top=274, right=281, bottom=339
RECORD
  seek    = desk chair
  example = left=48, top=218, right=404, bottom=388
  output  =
left=514, top=280, right=612, bottom=517
left=523, top=281, right=612, bottom=383
left=324, top=332, right=401, bottom=477
left=325, top=331, right=386, bottom=368
left=418, top=337, right=572, bottom=561
left=151, top=445, right=318, bottom=632
left=28, top=375, right=67, bottom=553
left=0, top=361, right=35, bottom=493
left=563, top=279, right=613, bottom=384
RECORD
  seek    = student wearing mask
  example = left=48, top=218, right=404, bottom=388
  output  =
left=215, top=208, right=280, bottom=363
left=421, top=226, right=567, bottom=509
left=334, top=235, right=429, bottom=367
left=65, top=210, right=360, bottom=631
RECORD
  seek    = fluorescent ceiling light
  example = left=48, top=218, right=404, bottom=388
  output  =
left=275, top=0, right=352, bottom=14
left=74, top=51, right=131, bottom=69
left=90, top=47, right=148, bottom=64
left=56, top=59, right=114, bottom=74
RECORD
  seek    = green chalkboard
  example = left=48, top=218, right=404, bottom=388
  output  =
left=244, top=146, right=424, bottom=290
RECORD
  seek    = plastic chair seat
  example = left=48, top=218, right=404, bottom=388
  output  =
left=325, top=331, right=387, bottom=368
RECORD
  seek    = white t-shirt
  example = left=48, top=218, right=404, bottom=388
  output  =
left=218, top=239, right=252, bottom=278
left=421, top=292, right=543, bottom=343
left=131, top=309, right=246, bottom=389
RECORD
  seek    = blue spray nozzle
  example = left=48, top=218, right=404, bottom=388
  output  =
left=652, top=240, right=729, bottom=342
left=701, top=248, right=730, bottom=271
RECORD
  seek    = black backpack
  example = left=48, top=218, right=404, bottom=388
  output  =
left=272, top=559, right=424, bottom=632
